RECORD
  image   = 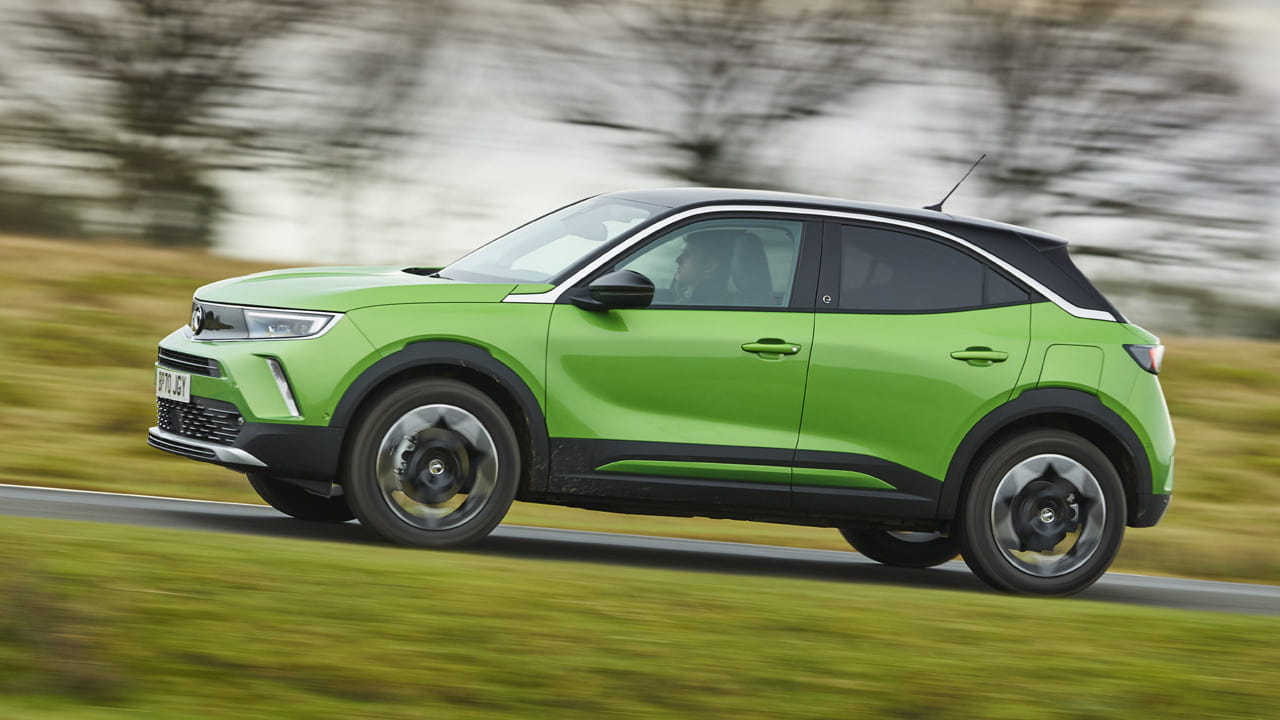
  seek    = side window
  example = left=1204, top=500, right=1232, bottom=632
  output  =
left=613, top=218, right=803, bottom=308
left=985, top=267, right=1029, bottom=306
left=838, top=225, right=1028, bottom=313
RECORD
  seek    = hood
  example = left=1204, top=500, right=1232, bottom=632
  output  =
left=195, top=266, right=517, bottom=312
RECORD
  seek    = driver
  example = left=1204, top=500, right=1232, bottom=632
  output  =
left=672, top=230, right=735, bottom=305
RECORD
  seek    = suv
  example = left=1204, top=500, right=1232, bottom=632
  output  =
left=149, top=188, right=1174, bottom=595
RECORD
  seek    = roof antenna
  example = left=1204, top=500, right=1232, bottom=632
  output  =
left=924, top=153, right=986, bottom=212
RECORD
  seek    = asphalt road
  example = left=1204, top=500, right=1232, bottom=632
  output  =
left=2, top=483, right=1277, bottom=616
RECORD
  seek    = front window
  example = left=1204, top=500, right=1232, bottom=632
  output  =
left=611, top=217, right=804, bottom=308
left=440, top=197, right=661, bottom=283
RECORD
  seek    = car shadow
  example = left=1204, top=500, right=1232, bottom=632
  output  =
left=162, top=507, right=991, bottom=594
left=477, top=530, right=990, bottom=592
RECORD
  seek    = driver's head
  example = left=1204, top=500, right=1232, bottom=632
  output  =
left=675, top=230, right=734, bottom=290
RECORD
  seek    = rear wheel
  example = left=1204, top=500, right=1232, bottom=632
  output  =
left=343, top=378, right=520, bottom=548
left=247, top=472, right=354, bottom=522
left=959, top=429, right=1125, bottom=596
left=839, top=528, right=960, bottom=568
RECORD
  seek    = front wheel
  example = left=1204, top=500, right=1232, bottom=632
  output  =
left=959, top=429, right=1126, bottom=596
left=247, top=472, right=355, bottom=523
left=343, top=378, right=520, bottom=548
left=839, top=528, right=960, bottom=569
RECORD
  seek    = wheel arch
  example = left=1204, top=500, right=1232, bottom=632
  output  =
left=940, top=387, right=1150, bottom=526
left=330, top=340, right=550, bottom=495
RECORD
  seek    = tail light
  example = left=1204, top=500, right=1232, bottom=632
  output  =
left=1125, top=344, right=1165, bottom=375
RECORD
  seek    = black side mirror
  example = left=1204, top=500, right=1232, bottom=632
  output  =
left=570, top=270, right=655, bottom=312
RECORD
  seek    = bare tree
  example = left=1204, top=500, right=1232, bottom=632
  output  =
left=938, top=0, right=1279, bottom=266
left=538, top=0, right=899, bottom=188
left=290, top=0, right=450, bottom=249
left=2, top=0, right=449, bottom=248
left=4, top=0, right=335, bottom=246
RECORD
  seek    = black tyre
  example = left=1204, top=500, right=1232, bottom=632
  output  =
left=958, top=429, right=1126, bottom=596
left=839, top=527, right=960, bottom=569
left=342, top=378, right=520, bottom=548
left=247, top=472, right=355, bottom=523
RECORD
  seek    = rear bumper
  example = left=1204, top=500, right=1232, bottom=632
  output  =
left=1130, top=492, right=1171, bottom=528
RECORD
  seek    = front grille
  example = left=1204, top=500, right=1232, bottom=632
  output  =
left=158, top=347, right=221, bottom=377
left=157, top=397, right=244, bottom=445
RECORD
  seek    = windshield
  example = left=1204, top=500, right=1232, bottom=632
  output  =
left=440, top=197, right=661, bottom=283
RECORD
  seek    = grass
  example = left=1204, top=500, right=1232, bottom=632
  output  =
left=0, top=516, right=1277, bottom=719
left=0, top=234, right=1278, bottom=583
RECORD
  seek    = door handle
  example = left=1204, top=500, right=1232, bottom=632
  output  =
left=951, top=347, right=1009, bottom=364
left=741, top=339, right=802, bottom=356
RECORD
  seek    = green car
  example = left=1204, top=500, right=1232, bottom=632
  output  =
left=150, top=188, right=1174, bottom=595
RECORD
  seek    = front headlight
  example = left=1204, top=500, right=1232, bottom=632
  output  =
left=190, top=302, right=339, bottom=341
left=243, top=309, right=336, bottom=339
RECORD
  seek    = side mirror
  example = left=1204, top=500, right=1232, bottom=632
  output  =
left=570, top=270, right=655, bottom=312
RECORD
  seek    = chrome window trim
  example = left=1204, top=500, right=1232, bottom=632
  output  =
left=503, top=204, right=1117, bottom=322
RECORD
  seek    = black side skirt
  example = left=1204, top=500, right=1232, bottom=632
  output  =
left=539, top=438, right=944, bottom=528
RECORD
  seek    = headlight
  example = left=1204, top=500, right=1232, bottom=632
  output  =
left=190, top=302, right=339, bottom=341
left=244, top=309, right=336, bottom=339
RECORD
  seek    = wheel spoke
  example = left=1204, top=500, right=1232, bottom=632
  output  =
left=989, top=453, right=1107, bottom=578
left=374, top=403, right=500, bottom=532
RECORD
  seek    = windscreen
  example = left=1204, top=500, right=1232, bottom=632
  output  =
left=439, top=197, right=660, bottom=283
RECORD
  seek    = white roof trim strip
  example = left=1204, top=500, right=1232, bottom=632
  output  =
left=502, top=204, right=1117, bottom=322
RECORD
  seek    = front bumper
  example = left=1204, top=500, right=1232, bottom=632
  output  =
left=148, top=426, right=266, bottom=467
left=148, top=412, right=348, bottom=483
left=148, top=318, right=380, bottom=485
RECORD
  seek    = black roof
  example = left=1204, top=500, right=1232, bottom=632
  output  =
left=610, top=187, right=1070, bottom=249
left=610, top=187, right=1121, bottom=320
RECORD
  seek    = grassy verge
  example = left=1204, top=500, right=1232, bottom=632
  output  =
left=1, top=516, right=1277, bottom=720
left=1, top=235, right=1277, bottom=583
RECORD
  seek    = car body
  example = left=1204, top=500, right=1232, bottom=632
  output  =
left=149, top=188, right=1174, bottom=595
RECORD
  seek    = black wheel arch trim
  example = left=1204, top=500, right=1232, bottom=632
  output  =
left=940, top=387, right=1156, bottom=526
left=329, top=340, right=550, bottom=493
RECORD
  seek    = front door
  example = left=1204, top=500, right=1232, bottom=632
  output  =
left=545, top=215, right=819, bottom=509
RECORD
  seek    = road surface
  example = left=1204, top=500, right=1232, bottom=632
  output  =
left=2, top=483, right=1276, bottom=616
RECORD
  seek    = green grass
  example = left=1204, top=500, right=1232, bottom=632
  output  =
left=1, top=234, right=1278, bottom=583
left=0, top=516, right=1277, bottom=719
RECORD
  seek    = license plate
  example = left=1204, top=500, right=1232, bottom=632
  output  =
left=156, top=367, right=191, bottom=403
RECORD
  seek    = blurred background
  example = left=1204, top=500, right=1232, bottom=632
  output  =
left=1, top=5, right=1278, bottom=714
left=0, top=0, right=1277, bottom=336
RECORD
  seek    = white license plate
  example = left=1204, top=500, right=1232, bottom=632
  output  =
left=156, top=367, right=191, bottom=403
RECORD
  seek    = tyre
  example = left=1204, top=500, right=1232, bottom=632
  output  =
left=839, top=528, right=960, bottom=569
left=247, top=472, right=355, bottom=522
left=342, top=378, right=520, bottom=548
left=958, top=429, right=1126, bottom=596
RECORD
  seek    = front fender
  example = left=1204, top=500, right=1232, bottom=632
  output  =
left=330, top=340, right=551, bottom=492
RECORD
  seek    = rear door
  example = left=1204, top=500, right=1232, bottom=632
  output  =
left=793, top=221, right=1033, bottom=517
